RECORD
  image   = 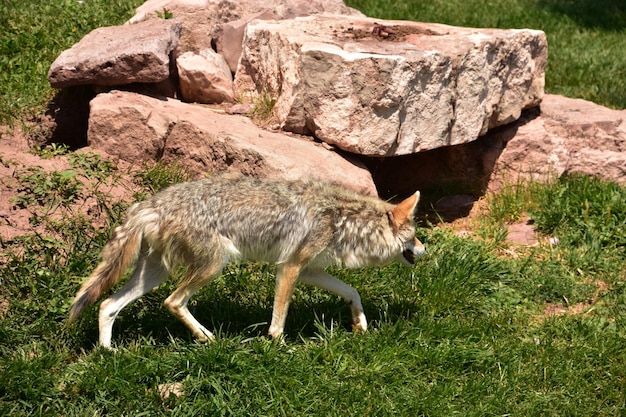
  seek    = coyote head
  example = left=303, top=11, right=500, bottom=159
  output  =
left=388, top=191, right=426, bottom=266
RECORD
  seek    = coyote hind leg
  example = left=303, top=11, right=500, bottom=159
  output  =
left=298, top=268, right=368, bottom=333
left=164, top=260, right=225, bottom=343
left=99, top=251, right=168, bottom=348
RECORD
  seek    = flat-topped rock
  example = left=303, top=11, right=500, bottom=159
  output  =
left=48, top=19, right=181, bottom=88
left=235, top=14, right=547, bottom=156
left=87, top=90, right=375, bottom=195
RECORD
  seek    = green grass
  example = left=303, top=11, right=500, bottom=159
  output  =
left=1, top=0, right=625, bottom=415
left=0, top=0, right=145, bottom=125
left=1, top=156, right=625, bottom=414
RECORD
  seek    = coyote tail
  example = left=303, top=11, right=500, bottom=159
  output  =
left=68, top=211, right=145, bottom=323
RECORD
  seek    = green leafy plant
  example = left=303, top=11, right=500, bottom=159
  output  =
left=10, top=167, right=84, bottom=212
left=250, top=91, right=277, bottom=124
left=68, top=150, right=118, bottom=181
left=29, top=143, right=71, bottom=159
left=155, top=7, right=173, bottom=19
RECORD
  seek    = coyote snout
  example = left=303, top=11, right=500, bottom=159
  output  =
left=401, top=237, right=426, bottom=266
left=69, top=175, right=425, bottom=347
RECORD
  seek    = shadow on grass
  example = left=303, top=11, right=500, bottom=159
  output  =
left=538, top=0, right=626, bottom=30
left=75, top=294, right=421, bottom=349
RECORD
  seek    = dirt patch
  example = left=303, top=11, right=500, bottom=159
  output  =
left=344, top=23, right=440, bottom=42
left=543, top=302, right=590, bottom=317
left=0, top=125, right=139, bottom=242
left=505, top=217, right=538, bottom=246
left=543, top=279, right=611, bottom=319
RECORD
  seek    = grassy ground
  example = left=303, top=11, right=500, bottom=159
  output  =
left=0, top=0, right=145, bottom=125
left=1, top=157, right=625, bottom=415
left=1, top=0, right=625, bottom=415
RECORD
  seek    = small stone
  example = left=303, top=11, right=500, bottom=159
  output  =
left=227, top=103, right=254, bottom=115
left=177, top=49, right=235, bottom=104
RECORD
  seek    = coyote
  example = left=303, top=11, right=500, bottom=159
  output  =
left=69, top=175, right=425, bottom=347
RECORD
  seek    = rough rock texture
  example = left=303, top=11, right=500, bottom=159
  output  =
left=129, top=0, right=212, bottom=24
left=177, top=49, right=235, bottom=103
left=213, top=10, right=280, bottom=73
left=48, top=19, right=181, bottom=88
left=367, top=94, right=626, bottom=199
left=235, top=15, right=547, bottom=156
left=129, top=0, right=216, bottom=53
left=492, top=94, right=626, bottom=186
left=211, top=2, right=364, bottom=72
left=87, top=90, right=376, bottom=195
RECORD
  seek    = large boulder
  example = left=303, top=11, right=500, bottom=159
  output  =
left=235, top=15, right=547, bottom=156
left=87, top=90, right=376, bottom=195
left=365, top=94, right=626, bottom=199
left=492, top=94, right=626, bottom=186
left=48, top=19, right=181, bottom=88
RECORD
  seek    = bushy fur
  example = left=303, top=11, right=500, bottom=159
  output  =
left=70, top=175, right=425, bottom=347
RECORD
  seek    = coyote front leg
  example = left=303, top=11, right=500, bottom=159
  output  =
left=298, top=268, right=367, bottom=333
left=268, top=262, right=303, bottom=339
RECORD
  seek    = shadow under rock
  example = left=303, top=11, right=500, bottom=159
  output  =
left=356, top=106, right=541, bottom=224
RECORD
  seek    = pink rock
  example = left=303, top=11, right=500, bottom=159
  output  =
left=368, top=94, right=626, bottom=199
left=128, top=0, right=216, bottom=52
left=87, top=90, right=376, bottom=195
left=130, top=0, right=363, bottom=58
left=492, top=94, right=626, bottom=186
left=176, top=49, right=235, bottom=103
left=213, top=11, right=279, bottom=73
left=48, top=20, right=181, bottom=88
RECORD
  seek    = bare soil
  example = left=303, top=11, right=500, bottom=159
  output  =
left=0, top=126, right=138, bottom=242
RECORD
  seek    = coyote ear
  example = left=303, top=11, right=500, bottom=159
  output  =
left=388, top=191, right=420, bottom=231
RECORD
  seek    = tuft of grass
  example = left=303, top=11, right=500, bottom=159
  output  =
left=133, top=160, right=193, bottom=196
left=155, top=7, right=173, bottom=20
left=250, top=90, right=278, bottom=125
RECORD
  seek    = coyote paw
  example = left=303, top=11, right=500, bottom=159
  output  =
left=194, top=326, right=216, bottom=343
left=352, top=313, right=368, bottom=333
